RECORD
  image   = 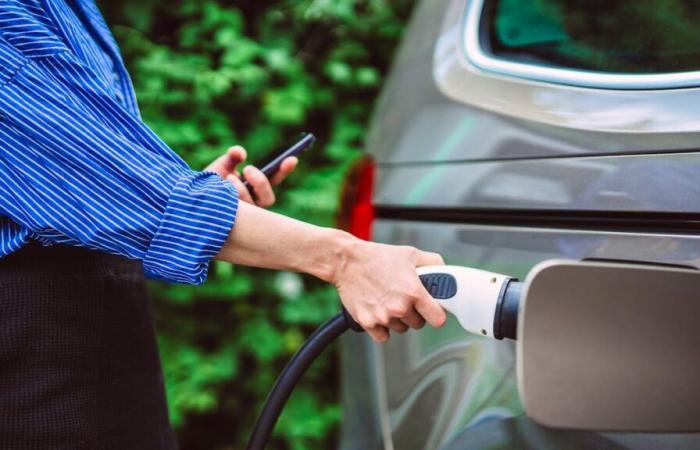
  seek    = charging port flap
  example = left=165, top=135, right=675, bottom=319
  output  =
left=518, top=259, right=700, bottom=432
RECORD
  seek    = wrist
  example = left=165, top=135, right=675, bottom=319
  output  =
left=308, top=228, right=358, bottom=284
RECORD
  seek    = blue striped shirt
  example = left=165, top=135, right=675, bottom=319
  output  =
left=0, top=0, right=239, bottom=284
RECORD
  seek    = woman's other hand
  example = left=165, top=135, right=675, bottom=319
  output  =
left=205, top=145, right=298, bottom=208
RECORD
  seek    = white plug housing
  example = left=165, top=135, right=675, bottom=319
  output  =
left=417, top=265, right=512, bottom=338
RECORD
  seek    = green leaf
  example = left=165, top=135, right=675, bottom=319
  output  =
left=214, top=261, right=234, bottom=279
left=239, top=318, right=285, bottom=362
left=356, top=66, right=380, bottom=86
left=324, top=60, right=353, bottom=84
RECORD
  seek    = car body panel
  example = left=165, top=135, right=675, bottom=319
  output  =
left=339, top=0, right=700, bottom=448
left=368, top=221, right=700, bottom=449
left=375, top=152, right=700, bottom=213
left=368, top=0, right=700, bottom=166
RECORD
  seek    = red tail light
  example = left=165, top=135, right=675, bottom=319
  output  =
left=337, top=156, right=375, bottom=240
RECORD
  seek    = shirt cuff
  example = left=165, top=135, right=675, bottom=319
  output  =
left=142, top=170, right=239, bottom=284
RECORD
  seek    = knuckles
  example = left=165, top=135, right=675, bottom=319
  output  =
left=407, top=283, right=426, bottom=302
left=385, top=300, right=409, bottom=318
left=429, top=251, right=445, bottom=265
left=375, top=309, right=391, bottom=327
left=357, top=312, right=376, bottom=330
left=404, top=246, right=419, bottom=260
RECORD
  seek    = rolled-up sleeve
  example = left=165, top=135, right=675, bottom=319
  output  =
left=0, top=53, right=238, bottom=284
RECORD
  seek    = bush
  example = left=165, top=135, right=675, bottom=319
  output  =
left=101, top=1, right=414, bottom=449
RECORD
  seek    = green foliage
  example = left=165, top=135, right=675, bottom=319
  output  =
left=101, top=1, right=414, bottom=449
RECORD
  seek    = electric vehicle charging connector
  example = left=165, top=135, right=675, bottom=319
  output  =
left=246, top=265, right=523, bottom=449
left=417, top=265, right=521, bottom=339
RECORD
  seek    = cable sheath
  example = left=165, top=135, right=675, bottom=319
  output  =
left=245, top=313, right=350, bottom=450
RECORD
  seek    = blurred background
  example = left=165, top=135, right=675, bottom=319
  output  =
left=100, top=1, right=415, bottom=449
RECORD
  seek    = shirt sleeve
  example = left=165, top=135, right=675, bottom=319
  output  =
left=0, top=52, right=239, bottom=285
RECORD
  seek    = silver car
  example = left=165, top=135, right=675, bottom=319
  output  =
left=338, top=0, right=700, bottom=448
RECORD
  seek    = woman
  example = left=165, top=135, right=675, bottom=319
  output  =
left=0, top=1, right=446, bottom=448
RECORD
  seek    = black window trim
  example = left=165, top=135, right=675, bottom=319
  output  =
left=376, top=205, right=700, bottom=235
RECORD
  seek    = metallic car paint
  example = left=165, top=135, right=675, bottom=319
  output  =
left=375, top=152, right=700, bottom=212
left=340, top=0, right=700, bottom=448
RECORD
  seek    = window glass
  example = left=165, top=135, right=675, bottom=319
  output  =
left=482, top=0, right=700, bottom=74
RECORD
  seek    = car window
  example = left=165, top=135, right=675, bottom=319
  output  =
left=481, top=0, right=700, bottom=74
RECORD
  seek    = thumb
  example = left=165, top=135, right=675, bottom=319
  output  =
left=205, top=145, right=247, bottom=177
left=415, top=250, right=445, bottom=267
left=225, top=145, right=247, bottom=172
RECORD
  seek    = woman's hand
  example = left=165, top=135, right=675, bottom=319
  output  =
left=205, top=145, right=298, bottom=208
left=216, top=202, right=448, bottom=344
left=332, top=240, right=447, bottom=343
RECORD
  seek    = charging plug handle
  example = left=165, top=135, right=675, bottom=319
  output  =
left=417, top=267, right=521, bottom=340
left=343, top=270, right=522, bottom=339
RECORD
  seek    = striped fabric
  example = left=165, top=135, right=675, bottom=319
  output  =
left=0, top=0, right=239, bottom=284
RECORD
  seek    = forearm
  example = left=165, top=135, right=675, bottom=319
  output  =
left=215, top=201, right=354, bottom=283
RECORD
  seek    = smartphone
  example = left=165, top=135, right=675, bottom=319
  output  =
left=242, top=132, right=316, bottom=190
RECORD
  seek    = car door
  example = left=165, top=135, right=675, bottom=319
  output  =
left=339, top=0, right=700, bottom=449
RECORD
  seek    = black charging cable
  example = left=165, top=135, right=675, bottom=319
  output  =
left=245, top=275, right=522, bottom=449
left=245, top=308, right=363, bottom=450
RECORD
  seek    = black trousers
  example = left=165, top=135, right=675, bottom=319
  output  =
left=0, top=243, right=178, bottom=450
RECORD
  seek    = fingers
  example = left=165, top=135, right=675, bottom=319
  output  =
left=401, top=306, right=426, bottom=329
left=388, top=318, right=409, bottom=334
left=243, top=165, right=276, bottom=208
left=363, top=313, right=417, bottom=341
left=269, top=157, right=298, bottom=186
left=361, top=301, right=421, bottom=341
left=413, top=250, right=446, bottom=327
left=215, top=147, right=295, bottom=207
left=226, top=145, right=247, bottom=169
left=205, top=145, right=247, bottom=177
left=366, top=326, right=390, bottom=343
left=356, top=305, right=429, bottom=341
left=414, top=289, right=447, bottom=328
left=226, top=173, right=254, bottom=204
